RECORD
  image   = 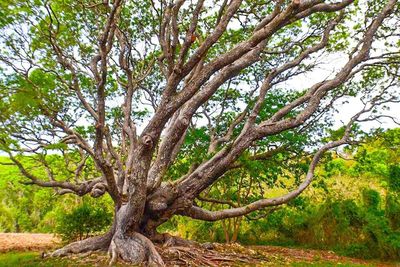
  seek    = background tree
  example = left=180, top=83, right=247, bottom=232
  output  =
left=0, top=0, right=399, bottom=265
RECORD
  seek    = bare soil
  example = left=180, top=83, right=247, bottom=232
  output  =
left=0, top=233, right=60, bottom=252
left=160, top=243, right=400, bottom=266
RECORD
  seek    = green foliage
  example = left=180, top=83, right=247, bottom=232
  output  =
left=240, top=192, right=399, bottom=260
left=55, top=202, right=112, bottom=242
left=388, top=164, right=400, bottom=190
left=362, top=189, right=381, bottom=212
left=0, top=157, right=57, bottom=232
left=0, top=156, right=113, bottom=236
left=165, top=128, right=400, bottom=260
left=386, top=193, right=400, bottom=230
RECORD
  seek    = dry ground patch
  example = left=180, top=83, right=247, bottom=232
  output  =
left=0, top=233, right=59, bottom=252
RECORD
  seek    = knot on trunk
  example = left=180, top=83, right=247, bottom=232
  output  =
left=181, top=116, right=190, bottom=126
left=142, top=135, right=153, bottom=148
left=148, top=200, right=168, bottom=211
left=90, top=183, right=107, bottom=198
left=147, top=182, right=177, bottom=213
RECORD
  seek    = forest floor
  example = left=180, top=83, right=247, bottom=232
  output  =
left=0, top=233, right=399, bottom=266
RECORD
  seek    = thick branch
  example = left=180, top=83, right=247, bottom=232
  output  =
left=182, top=121, right=355, bottom=221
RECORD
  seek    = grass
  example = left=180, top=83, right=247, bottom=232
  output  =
left=0, top=252, right=71, bottom=267
left=291, top=263, right=376, bottom=267
left=0, top=251, right=140, bottom=267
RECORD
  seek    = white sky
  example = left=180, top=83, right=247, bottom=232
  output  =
left=285, top=55, right=399, bottom=131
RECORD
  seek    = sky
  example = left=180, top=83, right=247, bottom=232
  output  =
left=282, top=49, right=399, bottom=132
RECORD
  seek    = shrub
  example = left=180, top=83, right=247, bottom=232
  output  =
left=388, top=164, right=400, bottom=190
left=232, top=191, right=400, bottom=260
left=362, top=189, right=381, bottom=212
left=386, top=193, right=400, bottom=230
left=55, top=203, right=112, bottom=242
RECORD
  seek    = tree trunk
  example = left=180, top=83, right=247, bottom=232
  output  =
left=107, top=204, right=165, bottom=266
left=108, top=231, right=164, bottom=266
left=51, top=202, right=166, bottom=266
left=51, top=183, right=184, bottom=266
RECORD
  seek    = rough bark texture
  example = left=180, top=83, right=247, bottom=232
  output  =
left=108, top=203, right=165, bottom=266
left=109, top=232, right=164, bottom=266
left=51, top=231, right=113, bottom=257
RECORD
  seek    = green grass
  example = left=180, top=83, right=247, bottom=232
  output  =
left=0, top=252, right=71, bottom=267
left=291, top=262, right=376, bottom=267
left=0, top=251, right=130, bottom=267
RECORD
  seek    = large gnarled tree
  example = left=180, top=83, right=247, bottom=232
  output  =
left=0, top=0, right=399, bottom=265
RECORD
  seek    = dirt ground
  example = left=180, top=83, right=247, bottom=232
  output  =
left=0, top=233, right=399, bottom=266
left=0, top=233, right=60, bottom=252
left=159, top=243, right=399, bottom=267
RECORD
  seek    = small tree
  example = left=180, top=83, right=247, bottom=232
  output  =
left=56, top=203, right=112, bottom=242
left=0, top=0, right=399, bottom=265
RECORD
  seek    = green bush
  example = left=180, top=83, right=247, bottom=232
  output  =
left=55, top=203, right=112, bottom=242
left=226, top=190, right=400, bottom=260
left=388, top=164, right=400, bottom=190
left=386, top=193, right=400, bottom=230
left=362, top=189, right=381, bottom=211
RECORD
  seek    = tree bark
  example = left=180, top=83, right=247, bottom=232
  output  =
left=109, top=231, right=164, bottom=266
left=51, top=230, right=113, bottom=257
left=51, top=202, right=167, bottom=266
left=108, top=204, right=165, bottom=266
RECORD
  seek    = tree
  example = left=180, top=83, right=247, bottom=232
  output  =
left=0, top=0, right=399, bottom=265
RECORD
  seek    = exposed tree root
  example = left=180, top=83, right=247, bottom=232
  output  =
left=45, top=240, right=379, bottom=267
left=109, top=232, right=165, bottom=266
left=151, top=232, right=199, bottom=247
left=159, top=244, right=255, bottom=266
left=50, top=231, right=113, bottom=257
left=51, top=231, right=255, bottom=266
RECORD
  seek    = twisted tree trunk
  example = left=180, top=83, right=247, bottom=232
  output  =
left=50, top=205, right=168, bottom=266
left=107, top=204, right=165, bottom=266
